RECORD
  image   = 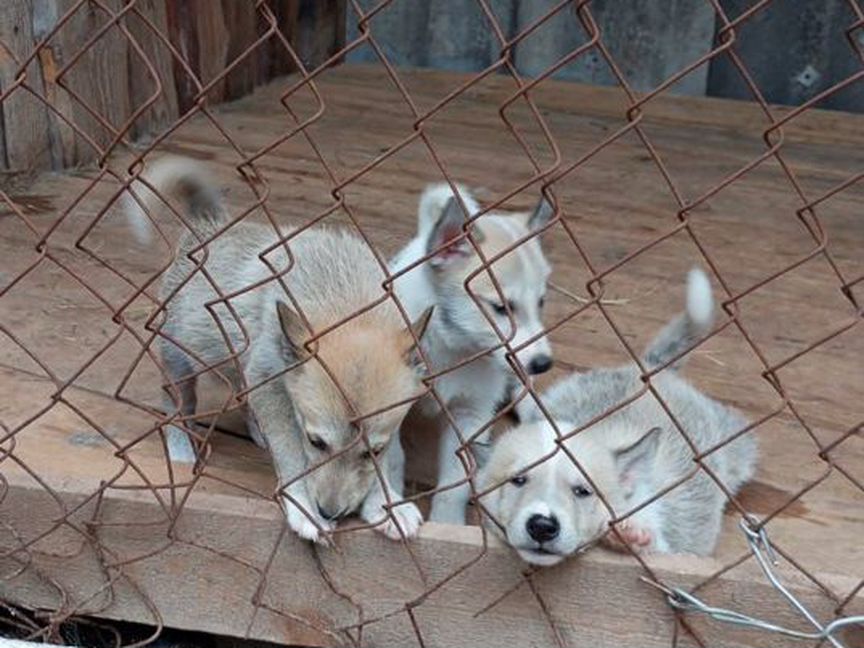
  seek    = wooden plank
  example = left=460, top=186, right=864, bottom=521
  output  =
left=126, top=0, right=181, bottom=140
left=346, top=0, right=432, bottom=67
left=34, top=0, right=133, bottom=166
left=0, top=0, right=53, bottom=172
left=514, top=0, right=717, bottom=96
left=1, top=369, right=860, bottom=648
left=218, top=0, right=259, bottom=102
left=708, top=0, right=864, bottom=112
left=295, top=0, right=345, bottom=69
left=192, top=0, right=230, bottom=104
left=256, top=0, right=300, bottom=81
left=347, top=1, right=716, bottom=96
left=323, top=63, right=864, bottom=146
left=345, top=0, right=514, bottom=72
left=0, top=0, right=347, bottom=175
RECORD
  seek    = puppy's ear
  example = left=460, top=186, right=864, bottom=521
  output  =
left=426, top=197, right=481, bottom=267
left=613, top=426, right=661, bottom=488
left=527, top=195, right=556, bottom=231
left=276, top=301, right=312, bottom=361
left=401, top=305, right=434, bottom=367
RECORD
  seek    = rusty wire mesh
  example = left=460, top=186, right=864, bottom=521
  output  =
left=1, top=0, right=863, bottom=647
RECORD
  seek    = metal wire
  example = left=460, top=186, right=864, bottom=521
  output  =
left=647, top=521, right=864, bottom=647
left=0, top=0, right=862, bottom=646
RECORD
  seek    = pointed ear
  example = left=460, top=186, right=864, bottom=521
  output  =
left=426, top=197, right=480, bottom=267
left=527, top=195, right=556, bottom=231
left=614, top=426, right=661, bottom=485
left=276, top=301, right=311, bottom=361
left=401, top=305, right=434, bottom=366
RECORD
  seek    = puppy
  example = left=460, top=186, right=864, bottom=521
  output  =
left=479, top=269, right=757, bottom=565
left=130, top=157, right=431, bottom=543
left=390, top=184, right=555, bottom=523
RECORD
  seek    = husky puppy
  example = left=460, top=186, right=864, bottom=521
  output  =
left=390, top=184, right=555, bottom=524
left=479, top=269, right=757, bottom=565
left=130, top=157, right=431, bottom=543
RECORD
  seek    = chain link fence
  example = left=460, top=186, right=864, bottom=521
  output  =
left=1, top=1, right=863, bottom=646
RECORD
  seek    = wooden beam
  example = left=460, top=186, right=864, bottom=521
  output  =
left=1, top=447, right=859, bottom=648
left=1, top=366, right=861, bottom=648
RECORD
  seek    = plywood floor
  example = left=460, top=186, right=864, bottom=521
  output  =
left=1, top=63, right=863, bottom=609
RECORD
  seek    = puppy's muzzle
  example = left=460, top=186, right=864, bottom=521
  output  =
left=526, top=513, right=560, bottom=542
left=528, top=354, right=553, bottom=375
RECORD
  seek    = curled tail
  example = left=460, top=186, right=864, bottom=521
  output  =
left=643, top=268, right=715, bottom=371
left=126, top=156, right=226, bottom=245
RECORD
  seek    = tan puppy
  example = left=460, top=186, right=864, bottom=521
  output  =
left=129, top=157, right=431, bottom=543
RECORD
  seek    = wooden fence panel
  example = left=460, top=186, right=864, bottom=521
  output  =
left=0, top=0, right=345, bottom=175
left=707, top=0, right=864, bottom=112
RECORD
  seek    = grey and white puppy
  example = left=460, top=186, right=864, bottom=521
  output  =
left=479, top=269, right=757, bottom=565
left=130, top=157, right=431, bottom=544
left=390, top=184, right=555, bottom=524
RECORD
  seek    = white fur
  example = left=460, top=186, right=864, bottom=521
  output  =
left=415, top=183, right=479, bottom=240
left=686, top=268, right=713, bottom=328
left=125, top=156, right=218, bottom=245
left=391, top=183, right=555, bottom=524
left=480, top=269, right=757, bottom=565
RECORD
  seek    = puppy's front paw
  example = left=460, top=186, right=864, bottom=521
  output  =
left=603, top=520, right=653, bottom=553
left=283, top=496, right=334, bottom=545
left=362, top=494, right=424, bottom=540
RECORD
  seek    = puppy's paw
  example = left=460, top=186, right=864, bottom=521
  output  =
left=380, top=503, right=424, bottom=540
left=603, top=521, right=653, bottom=553
left=284, top=496, right=334, bottom=545
left=361, top=494, right=423, bottom=540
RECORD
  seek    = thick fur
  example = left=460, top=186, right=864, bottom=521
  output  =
left=390, top=183, right=555, bottom=523
left=131, top=156, right=428, bottom=543
left=479, top=269, right=757, bottom=565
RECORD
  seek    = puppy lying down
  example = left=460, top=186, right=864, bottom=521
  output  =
left=478, top=269, right=757, bottom=566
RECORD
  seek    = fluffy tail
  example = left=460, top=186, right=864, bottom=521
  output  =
left=643, top=268, right=715, bottom=371
left=126, top=156, right=225, bottom=245
left=416, top=182, right=480, bottom=240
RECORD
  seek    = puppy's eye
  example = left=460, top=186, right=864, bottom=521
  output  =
left=572, top=484, right=593, bottom=498
left=308, top=435, right=328, bottom=452
left=538, top=296, right=545, bottom=309
left=510, top=475, right=528, bottom=487
left=361, top=446, right=385, bottom=461
left=490, top=300, right=516, bottom=316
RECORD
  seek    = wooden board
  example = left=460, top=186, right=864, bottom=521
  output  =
left=0, top=0, right=53, bottom=173
left=346, top=0, right=716, bottom=96
left=1, top=64, right=863, bottom=647
left=0, top=0, right=343, bottom=174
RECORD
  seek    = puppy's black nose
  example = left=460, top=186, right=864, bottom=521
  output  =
left=526, top=514, right=559, bottom=543
left=528, top=354, right=553, bottom=375
left=318, top=504, right=338, bottom=520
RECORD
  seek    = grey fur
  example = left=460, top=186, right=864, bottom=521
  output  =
left=535, top=362, right=757, bottom=554
left=481, top=269, right=757, bottom=562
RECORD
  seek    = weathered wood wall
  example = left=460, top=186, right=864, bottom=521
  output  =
left=3, top=0, right=859, bottom=178
left=707, top=0, right=864, bottom=112
left=0, top=0, right=346, bottom=176
left=346, top=0, right=864, bottom=112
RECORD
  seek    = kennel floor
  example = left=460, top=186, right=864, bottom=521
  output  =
left=1, top=64, right=862, bottom=647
